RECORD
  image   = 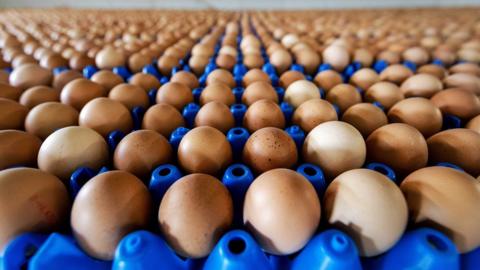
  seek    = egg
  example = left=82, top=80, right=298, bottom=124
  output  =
left=215, top=54, right=236, bottom=70
left=400, top=74, right=443, bottom=98
left=242, top=81, right=279, bottom=106
left=295, top=50, right=320, bottom=75
left=194, top=101, right=234, bottom=133
left=156, top=82, right=194, bottom=111
left=95, top=47, right=126, bottom=69
left=279, top=70, right=305, bottom=89
left=178, top=126, right=232, bottom=174
left=466, top=115, right=480, bottom=133
left=200, top=82, right=235, bottom=106
left=189, top=55, right=209, bottom=75
left=284, top=80, right=320, bottom=108
left=38, top=126, right=109, bottom=179
left=159, top=173, right=233, bottom=258
left=401, top=166, right=480, bottom=253
left=379, top=64, right=414, bottom=85
left=243, top=99, right=285, bottom=132
left=243, top=69, right=271, bottom=87
left=402, top=47, right=429, bottom=65
left=0, top=98, right=28, bottom=130
left=353, top=48, right=374, bottom=67
left=443, top=73, right=480, bottom=95
left=449, top=62, right=480, bottom=76
left=25, top=102, right=79, bottom=139
left=19, top=86, right=60, bottom=109
left=108, top=83, right=149, bottom=110
left=128, top=53, right=151, bottom=73
left=69, top=54, right=95, bottom=71
left=243, top=53, right=264, bottom=69
left=313, top=70, right=343, bottom=92
left=303, top=121, right=366, bottom=179
left=71, top=170, right=151, bottom=260
left=60, top=78, right=105, bottom=110
left=52, top=70, right=83, bottom=91
left=0, top=130, right=41, bottom=170
left=142, top=103, right=185, bottom=137
left=292, top=99, right=337, bottom=132
left=365, top=82, right=404, bottom=109
left=170, top=71, right=199, bottom=90
left=324, top=169, right=408, bottom=257
left=0, top=82, right=22, bottom=100
left=0, top=168, right=69, bottom=250
left=79, top=97, right=133, bottom=137
left=269, top=49, right=292, bottom=74
left=427, top=129, right=480, bottom=176
left=129, top=73, right=161, bottom=92
left=0, top=71, right=9, bottom=84
left=206, top=69, right=235, bottom=88
left=366, top=123, right=428, bottom=175
left=342, top=103, right=388, bottom=138
left=417, top=64, right=447, bottom=80
left=322, top=45, right=350, bottom=71
left=349, top=68, right=379, bottom=90
left=9, top=63, right=52, bottom=90
left=90, top=70, right=124, bottom=92
left=326, top=84, right=362, bottom=113
left=243, top=168, right=320, bottom=255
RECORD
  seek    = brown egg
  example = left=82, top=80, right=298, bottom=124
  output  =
left=292, top=99, right=337, bottom=132
left=0, top=71, right=9, bottom=84
left=243, top=69, right=271, bottom=87
left=324, top=169, right=408, bottom=257
left=349, top=68, right=380, bottom=90
left=0, top=83, right=22, bottom=100
left=417, top=64, right=447, bottom=80
left=400, top=74, right=443, bottom=98
left=443, top=73, right=480, bottom=95
left=279, top=70, right=304, bottom=89
left=243, top=99, right=285, bottom=132
left=322, top=45, right=350, bottom=71
left=284, top=80, right=321, bottom=108
left=270, top=49, right=292, bottom=74
left=466, top=115, right=480, bottom=133
left=109, top=83, right=149, bottom=110
left=0, top=168, right=69, bottom=250
left=114, top=130, right=172, bottom=179
left=19, top=86, right=60, bottom=109
left=69, top=54, right=95, bottom=71
left=25, top=102, right=78, bottom=139
left=326, top=84, right=362, bottom=112
left=303, top=121, right=366, bottom=179
left=0, top=130, right=41, bottom=170
left=243, top=168, right=320, bottom=255
left=38, top=126, right=109, bottom=179
left=342, top=103, right=388, bottom=138
left=60, top=78, right=105, bottom=110
left=91, top=70, right=124, bottom=92
left=159, top=173, right=233, bottom=258
left=216, top=54, right=236, bottom=70
left=449, top=62, right=480, bottom=76
left=243, top=127, right=297, bottom=173
left=177, top=126, right=232, bottom=174
left=353, top=48, right=374, bottom=67
left=170, top=71, right=199, bottom=90
left=52, top=70, right=83, bottom=91
left=128, top=73, right=161, bottom=92
left=242, top=81, right=278, bottom=106
left=79, top=97, right=133, bottom=137
left=71, top=170, right=151, bottom=260
left=95, top=47, right=126, bottom=69
left=206, top=69, right=235, bottom=88
left=142, top=103, right=185, bottom=137
left=379, top=64, right=414, bottom=85
left=313, top=70, right=343, bottom=92
left=401, top=166, right=480, bottom=253
left=9, top=64, right=52, bottom=90
left=427, top=129, right=480, bottom=176
left=189, top=55, right=209, bottom=75
left=40, top=53, right=68, bottom=70
left=0, top=98, right=28, bottom=130
left=200, top=82, right=235, bottom=106
left=431, top=88, right=480, bottom=119
left=365, top=82, right=404, bottom=109
left=295, top=50, right=320, bottom=75
left=402, top=47, right=429, bottom=65
left=388, top=98, right=442, bottom=137
left=366, top=123, right=428, bottom=175
left=128, top=53, right=151, bottom=73
left=156, top=82, right=193, bottom=110
left=243, top=54, right=264, bottom=69
left=194, top=101, right=234, bottom=133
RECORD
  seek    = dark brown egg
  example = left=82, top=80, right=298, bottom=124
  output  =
left=243, top=99, right=285, bottom=132
left=366, top=123, right=428, bottom=175
left=25, top=102, right=78, bottom=139
left=243, top=168, right=320, bottom=255
left=243, top=69, right=271, bottom=87
left=417, top=64, right=447, bottom=80
left=129, top=73, right=161, bottom=92
left=379, top=64, right=414, bottom=85
left=0, top=130, right=41, bottom=170
left=95, top=47, right=126, bottom=69
left=388, top=98, right=442, bottom=137
left=365, top=82, right=404, bottom=109
left=466, top=115, right=480, bottom=133
left=60, top=78, right=105, bottom=110
left=443, top=73, right=480, bottom=95
left=91, top=70, right=124, bottom=92
left=170, top=71, right=199, bottom=90
left=159, top=173, right=233, bottom=258
left=71, top=171, right=151, bottom=260
left=342, top=103, right=388, bottom=138
left=270, top=49, right=292, bottom=74
left=9, top=63, right=52, bottom=90
left=292, top=99, right=337, bottom=132
left=0, top=168, right=69, bottom=250
left=349, top=68, right=380, bottom=90
left=109, top=83, right=149, bottom=110
left=427, top=129, right=480, bottom=176
left=19, top=86, right=60, bottom=109
left=206, top=69, right=235, bottom=88
left=279, top=70, right=304, bottom=89
left=313, top=70, right=343, bottom=92
left=401, top=74, right=443, bottom=98
left=431, top=88, right=480, bottom=119
left=243, top=127, right=297, bottom=173
left=114, top=130, right=172, bottom=179
left=52, top=70, right=83, bottom=91
left=156, top=82, right=193, bottom=110
left=177, top=126, right=232, bottom=174
left=38, top=126, right=109, bottom=179
left=142, top=103, right=185, bottom=137
left=0, top=98, right=28, bottom=130
left=0, top=83, right=22, bottom=100
left=194, top=101, right=234, bottom=133
left=326, top=84, right=362, bottom=113
left=79, top=97, right=133, bottom=137
left=401, top=166, right=480, bottom=253
left=242, top=81, right=278, bottom=106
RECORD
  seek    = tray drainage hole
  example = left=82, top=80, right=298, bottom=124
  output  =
left=158, top=168, right=171, bottom=176
left=331, top=234, right=348, bottom=252
left=303, top=166, right=317, bottom=177
left=232, top=167, right=246, bottom=177
left=233, top=128, right=244, bottom=135
left=228, top=237, right=246, bottom=255
left=427, top=234, right=448, bottom=252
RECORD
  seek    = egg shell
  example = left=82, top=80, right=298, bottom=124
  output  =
left=427, top=129, right=480, bottom=176
left=402, top=47, right=429, bottom=65
left=295, top=50, right=320, bottom=75
left=0, top=71, right=8, bottom=84
left=95, top=47, right=126, bottom=69
left=243, top=99, right=285, bottom=133
left=366, top=123, right=428, bottom=175
left=303, top=121, right=366, bottom=179
left=242, top=81, right=279, bottom=106
left=243, top=168, right=320, bottom=255
left=379, top=64, right=414, bottom=85
left=60, top=78, right=105, bottom=110
left=401, top=166, right=480, bottom=253
left=178, top=126, right=232, bottom=175
left=170, top=71, right=199, bottom=90
left=243, top=69, right=271, bottom=87
left=128, top=53, right=151, bottom=73
left=189, top=55, right=209, bottom=75
left=142, top=103, right=185, bottom=137
left=52, top=70, right=83, bottom=91
left=466, top=115, right=480, bottom=133
left=19, top=86, right=60, bottom=109
left=0, top=98, right=28, bottom=130
left=0, top=168, right=70, bottom=250
left=206, top=69, right=235, bottom=88
left=38, top=126, right=109, bottom=179
left=284, top=80, right=321, bottom=108
left=324, top=169, right=408, bottom=257
left=269, top=49, right=292, bottom=74
left=322, top=45, right=350, bottom=71
left=156, top=82, right=193, bottom=111
left=129, top=72, right=161, bottom=91
left=342, top=103, right=388, bottom=138
left=443, top=73, right=480, bottom=95
left=365, top=82, right=404, bottom=109
left=69, top=54, right=95, bottom=71
left=417, top=64, right=447, bottom=80
left=9, top=64, right=52, bottom=90
left=0, top=130, right=41, bottom=170
left=91, top=70, right=124, bottom=92
left=292, top=99, right=337, bottom=132
left=194, top=101, right=234, bottom=133
left=243, top=54, right=264, bottom=69
left=313, top=70, right=343, bottom=92
left=200, top=82, right=235, bottom=106
left=25, top=102, right=78, bottom=139
left=71, top=170, right=151, bottom=260
left=0, top=83, right=22, bottom=100
left=449, top=63, right=480, bottom=76
left=400, top=74, right=443, bottom=98
left=109, top=83, right=149, bottom=110
left=279, top=70, right=304, bottom=89
left=216, top=54, right=236, bottom=70
left=326, top=84, right=362, bottom=113
left=431, top=88, right=480, bottom=119
left=159, top=173, right=233, bottom=258
left=349, top=68, right=379, bottom=90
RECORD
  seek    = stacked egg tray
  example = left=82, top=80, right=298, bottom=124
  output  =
left=0, top=8, right=480, bottom=270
